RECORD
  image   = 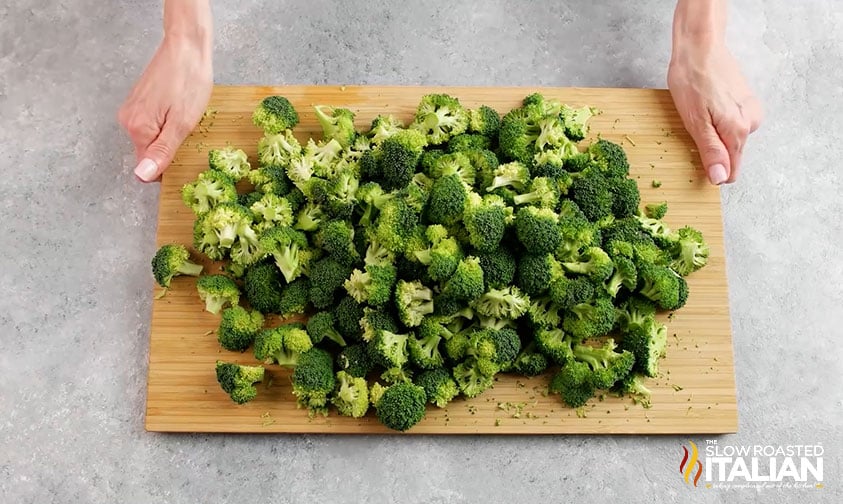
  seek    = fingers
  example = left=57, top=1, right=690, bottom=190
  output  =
left=717, top=119, right=750, bottom=184
left=136, top=114, right=192, bottom=182
left=686, top=114, right=731, bottom=186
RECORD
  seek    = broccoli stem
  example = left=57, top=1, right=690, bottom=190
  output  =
left=273, top=246, right=301, bottom=283
left=177, top=261, right=204, bottom=277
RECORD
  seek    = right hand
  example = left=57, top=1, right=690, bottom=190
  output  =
left=118, top=33, right=212, bottom=182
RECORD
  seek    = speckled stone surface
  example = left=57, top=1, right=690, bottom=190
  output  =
left=0, top=1, right=840, bottom=502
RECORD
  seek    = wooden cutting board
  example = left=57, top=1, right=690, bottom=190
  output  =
left=145, top=85, right=738, bottom=434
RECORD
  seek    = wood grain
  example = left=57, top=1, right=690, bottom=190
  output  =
left=145, top=85, right=738, bottom=434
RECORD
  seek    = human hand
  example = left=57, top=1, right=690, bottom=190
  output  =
left=118, top=2, right=213, bottom=182
left=668, top=43, right=762, bottom=185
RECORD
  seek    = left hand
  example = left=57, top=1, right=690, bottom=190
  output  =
left=668, top=41, right=763, bottom=185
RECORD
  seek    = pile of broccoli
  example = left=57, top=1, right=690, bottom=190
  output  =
left=152, top=92, right=709, bottom=431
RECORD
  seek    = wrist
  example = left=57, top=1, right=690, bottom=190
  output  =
left=671, top=0, right=726, bottom=61
left=163, top=0, right=213, bottom=50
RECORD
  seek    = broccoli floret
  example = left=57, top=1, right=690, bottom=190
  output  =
left=443, top=329, right=470, bottom=362
left=253, top=323, right=313, bottom=366
left=562, top=296, right=617, bottom=340
left=513, top=342, right=549, bottom=377
left=485, top=161, right=531, bottom=193
left=304, top=257, right=350, bottom=309
left=215, top=361, right=265, bottom=404
left=463, top=193, right=509, bottom=253
left=379, top=365, right=413, bottom=384
left=600, top=217, right=655, bottom=251
left=370, top=329, right=410, bottom=369
left=257, top=129, right=302, bottom=169
left=395, top=280, right=435, bottom=327
left=548, top=275, right=596, bottom=310
left=242, top=261, right=282, bottom=313
left=604, top=255, right=638, bottom=297
left=181, top=169, right=237, bottom=215
left=549, top=360, right=595, bottom=408
left=408, top=330, right=445, bottom=370
left=430, top=152, right=476, bottom=186
left=412, top=225, right=463, bottom=281
left=568, top=168, right=613, bottom=222
left=415, top=368, right=459, bottom=408
left=466, top=149, right=500, bottom=192
left=515, top=206, right=562, bottom=255
left=620, top=317, right=667, bottom=378
left=336, top=343, right=373, bottom=378
left=468, top=105, right=501, bottom=138
left=668, top=226, right=709, bottom=276
left=572, top=338, right=635, bottom=389
left=559, top=104, right=598, bottom=141
left=611, top=372, right=653, bottom=408
left=316, top=219, right=359, bottom=266
left=637, top=262, right=687, bottom=311
left=426, top=174, right=470, bottom=227
left=375, top=382, right=427, bottom=431
left=374, top=198, right=419, bottom=254
left=516, top=253, right=564, bottom=297
left=411, top=93, right=470, bottom=145
left=278, top=277, right=310, bottom=318
left=512, top=176, right=560, bottom=209
left=151, top=244, right=203, bottom=288
left=645, top=201, right=668, bottom=220
left=248, top=164, right=292, bottom=197
left=313, top=105, right=357, bottom=149
left=291, top=348, right=336, bottom=416
left=306, top=311, right=347, bottom=347
left=399, top=173, right=433, bottom=213
left=368, top=114, right=404, bottom=146
left=535, top=328, right=574, bottom=365
left=252, top=95, right=299, bottom=134
left=344, top=264, right=397, bottom=307
left=208, top=146, right=251, bottom=181
left=360, top=307, right=399, bottom=342
left=238, top=190, right=265, bottom=210
left=441, top=257, right=485, bottom=303
left=447, top=133, right=491, bottom=153
left=522, top=93, right=562, bottom=114
left=196, top=274, right=240, bottom=314
left=472, top=286, right=531, bottom=320
left=561, top=246, right=614, bottom=281
left=331, top=371, right=370, bottom=418
left=555, top=199, right=603, bottom=261
left=610, top=178, right=641, bottom=218
left=380, top=129, right=427, bottom=191
left=526, top=296, right=563, bottom=330
left=453, top=358, right=496, bottom=398
left=616, top=295, right=657, bottom=332
left=333, top=296, right=365, bottom=341
left=498, top=110, right=540, bottom=166
left=355, top=181, right=393, bottom=227
left=487, top=328, right=521, bottom=370
left=258, top=225, right=309, bottom=283
left=476, top=246, right=516, bottom=290
left=588, top=139, right=630, bottom=179
left=198, top=203, right=255, bottom=250
left=217, top=306, right=264, bottom=352
left=250, top=193, right=294, bottom=232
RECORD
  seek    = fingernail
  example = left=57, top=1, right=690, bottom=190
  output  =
left=708, top=163, right=728, bottom=185
left=134, top=158, right=159, bottom=182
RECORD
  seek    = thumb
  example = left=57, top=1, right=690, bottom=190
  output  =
left=134, top=121, right=185, bottom=182
left=689, top=121, right=731, bottom=186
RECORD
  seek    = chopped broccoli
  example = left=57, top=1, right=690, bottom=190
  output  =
left=151, top=244, right=203, bottom=288
left=468, top=105, right=501, bottom=138
left=535, top=328, right=574, bottom=365
left=259, top=225, right=310, bottom=283
left=374, top=198, right=419, bottom=254
left=515, top=206, right=562, bottom=255
left=562, top=296, right=616, bottom=340
left=516, top=253, right=564, bottom=297
left=370, top=329, right=410, bottom=369
left=215, top=361, right=265, bottom=404
left=408, top=329, right=445, bottom=370
left=412, top=225, right=463, bottom=281
left=253, top=323, right=313, bottom=366
left=181, top=169, right=237, bottom=215
left=291, top=348, right=336, bottom=416
left=463, top=193, right=509, bottom=253
left=441, top=257, right=485, bottom=303
left=620, top=317, right=667, bottom=377
left=415, top=368, right=459, bottom=408
left=252, top=95, right=299, bottom=134
left=217, top=306, right=264, bottom=352
left=196, top=274, right=240, bottom=314
left=243, top=261, right=283, bottom=314
left=471, top=286, right=531, bottom=320
left=447, top=133, right=491, bottom=153
left=360, top=307, right=399, bottom=343
left=331, top=371, right=370, bottom=418
left=453, top=357, right=496, bottom=398
left=250, top=193, right=294, bottom=232
left=313, top=105, right=357, bottom=148
left=395, top=280, right=435, bottom=327
left=374, top=382, right=427, bottom=431
left=333, top=296, right=365, bottom=341
left=588, top=139, right=630, bottom=179
left=561, top=246, right=614, bottom=281
left=380, top=129, right=428, bottom=191
left=568, top=168, right=613, bottom=222
left=344, top=264, right=397, bottom=307
left=604, top=255, right=638, bottom=297
left=307, top=257, right=353, bottom=309
left=549, top=360, right=595, bottom=408
left=572, top=338, right=635, bottom=389
left=336, top=343, right=373, bottom=378
left=559, top=104, right=598, bottom=141
left=477, top=246, right=516, bottom=289
left=208, top=146, right=251, bottom=181
left=306, top=311, right=348, bottom=347
left=486, top=161, right=531, bottom=193
left=411, top=93, right=470, bottom=145
left=426, top=174, right=470, bottom=227
left=513, top=342, right=549, bottom=376
left=644, top=202, right=668, bottom=220
left=668, top=226, right=709, bottom=276
left=278, top=277, right=310, bottom=318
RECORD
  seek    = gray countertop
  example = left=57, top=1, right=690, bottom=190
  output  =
left=1, top=1, right=840, bottom=503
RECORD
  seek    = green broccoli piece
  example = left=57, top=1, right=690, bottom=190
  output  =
left=196, top=274, right=240, bottom=314
left=548, top=275, right=596, bottom=310
left=477, top=246, right=516, bottom=290
left=306, top=311, right=347, bottom=347
left=588, top=139, right=630, bottom=179
left=380, top=129, right=428, bottom=191
left=616, top=295, right=658, bottom=332
left=242, top=261, right=282, bottom=314
left=515, top=206, right=562, bottom=255
left=333, top=296, right=365, bottom=341
left=248, top=164, right=292, bottom=197
left=217, top=306, right=264, bottom=352
left=429, top=152, right=476, bottom=186
left=644, top=202, right=668, bottom=220
left=412, top=225, right=463, bottom=281
left=313, top=105, right=357, bottom=148
left=534, top=328, right=574, bottom=365
left=411, top=93, right=470, bottom=145
left=512, top=176, right=560, bottom=209
left=215, top=361, right=265, bottom=404
left=278, top=277, right=310, bottom=318
left=315, top=219, right=359, bottom=266
left=549, top=361, right=595, bottom=408
left=415, top=368, right=459, bottom=408
left=561, top=246, right=614, bottom=281
left=559, top=104, right=599, bottom=141
left=485, top=161, right=531, bottom=193
left=468, top=105, right=501, bottom=138
left=307, top=257, right=353, bottom=309
left=374, top=198, right=419, bottom=254
left=572, top=338, right=635, bottom=389
left=336, top=343, right=373, bottom=378
left=395, top=280, right=435, bottom=327
left=471, top=286, right=531, bottom=320
left=604, top=255, right=638, bottom=297
left=668, top=226, right=709, bottom=276
left=375, top=382, right=427, bottom=431
left=568, top=168, right=613, bottom=222
left=344, top=264, right=397, bottom=307
left=151, top=244, right=203, bottom=288
left=526, top=296, right=563, bottom=330
left=513, top=342, right=549, bottom=377
left=250, top=193, right=294, bottom=232
left=463, top=193, right=509, bottom=253
left=252, top=95, right=299, bottom=134
left=253, top=323, right=313, bottom=366
left=360, top=307, right=399, bottom=343
left=291, top=348, right=336, bottom=416
left=368, top=114, right=404, bottom=145
left=331, top=371, right=370, bottom=418
left=257, top=129, right=302, bottom=170
left=181, top=169, right=237, bottom=215
left=441, top=257, right=485, bottom=303
left=447, top=133, right=491, bottom=153
left=498, top=109, right=541, bottom=166
left=258, top=225, right=309, bottom=283
left=453, top=358, right=496, bottom=398
left=637, top=262, right=688, bottom=311
left=555, top=199, right=603, bottom=261
left=620, top=317, right=667, bottom=378
left=610, top=178, right=641, bottom=218
left=426, top=174, right=470, bottom=227
left=370, top=329, right=410, bottom=369
left=197, top=202, right=255, bottom=250
left=208, top=146, right=251, bottom=181
left=466, top=149, right=500, bottom=192
left=562, top=296, right=617, bottom=340
left=408, top=329, right=445, bottom=370
left=516, top=253, right=564, bottom=297
left=611, top=372, right=653, bottom=408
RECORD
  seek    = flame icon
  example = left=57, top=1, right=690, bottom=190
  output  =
left=679, top=441, right=703, bottom=487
